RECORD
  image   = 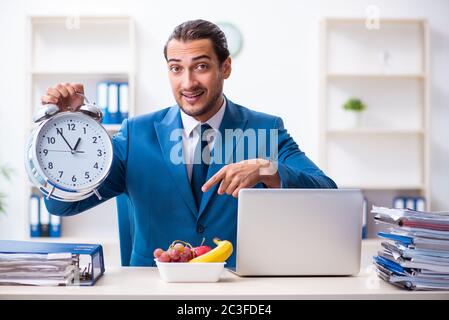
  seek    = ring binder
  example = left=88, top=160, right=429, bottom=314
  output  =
left=0, top=240, right=105, bottom=286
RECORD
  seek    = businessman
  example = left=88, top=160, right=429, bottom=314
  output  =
left=42, top=19, right=337, bottom=267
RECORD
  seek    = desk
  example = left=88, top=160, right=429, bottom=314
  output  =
left=1, top=240, right=449, bottom=300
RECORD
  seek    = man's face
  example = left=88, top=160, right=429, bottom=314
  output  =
left=166, top=39, right=231, bottom=120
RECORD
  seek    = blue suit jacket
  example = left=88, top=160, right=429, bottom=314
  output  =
left=45, top=98, right=337, bottom=267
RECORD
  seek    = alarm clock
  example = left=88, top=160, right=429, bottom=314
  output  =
left=25, top=94, right=113, bottom=202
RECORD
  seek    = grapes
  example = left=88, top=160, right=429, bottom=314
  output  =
left=154, top=240, right=197, bottom=263
left=153, top=248, right=163, bottom=259
left=173, top=243, right=185, bottom=252
left=167, top=248, right=180, bottom=260
left=158, top=252, right=171, bottom=262
left=179, top=247, right=193, bottom=262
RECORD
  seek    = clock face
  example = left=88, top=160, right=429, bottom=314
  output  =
left=35, top=113, right=113, bottom=191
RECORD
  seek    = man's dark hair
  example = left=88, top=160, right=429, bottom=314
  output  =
left=164, top=19, right=230, bottom=65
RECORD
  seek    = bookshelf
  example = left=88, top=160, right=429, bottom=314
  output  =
left=24, top=16, right=136, bottom=241
left=319, top=18, right=430, bottom=235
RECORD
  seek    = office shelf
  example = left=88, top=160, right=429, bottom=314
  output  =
left=327, top=73, right=425, bottom=79
left=24, top=15, right=135, bottom=240
left=319, top=18, right=430, bottom=211
left=31, top=69, right=131, bottom=77
left=326, top=128, right=425, bottom=135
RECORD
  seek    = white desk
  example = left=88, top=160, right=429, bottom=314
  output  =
left=1, top=240, right=449, bottom=300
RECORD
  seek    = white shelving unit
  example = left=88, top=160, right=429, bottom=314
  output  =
left=319, top=18, right=430, bottom=224
left=24, top=15, right=136, bottom=241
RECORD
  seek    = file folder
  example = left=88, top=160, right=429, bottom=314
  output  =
left=119, top=83, right=129, bottom=122
left=39, top=197, right=50, bottom=237
left=0, top=240, right=105, bottom=286
left=108, top=83, right=119, bottom=124
left=416, top=197, right=426, bottom=211
left=97, top=82, right=109, bottom=124
left=50, top=213, right=61, bottom=238
left=29, top=195, right=40, bottom=237
left=406, top=198, right=416, bottom=211
left=393, top=197, right=405, bottom=209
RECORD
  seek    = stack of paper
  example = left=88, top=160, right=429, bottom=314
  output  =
left=0, top=252, right=79, bottom=286
left=372, top=206, right=449, bottom=290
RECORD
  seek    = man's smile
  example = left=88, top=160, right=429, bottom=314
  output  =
left=182, top=90, right=205, bottom=104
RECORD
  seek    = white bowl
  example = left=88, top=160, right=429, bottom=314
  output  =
left=155, top=259, right=226, bottom=283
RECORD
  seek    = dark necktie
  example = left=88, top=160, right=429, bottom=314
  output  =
left=191, top=123, right=212, bottom=210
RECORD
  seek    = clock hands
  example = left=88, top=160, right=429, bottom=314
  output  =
left=45, top=149, right=85, bottom=153
left=56, top=132, right=83, bottom=155
left=57, top=131, right=74, bottom=152
left=73, top=137, right=81, bottom=152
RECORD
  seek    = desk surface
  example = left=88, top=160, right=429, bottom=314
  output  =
left=1, top=240, right=449, bottom=300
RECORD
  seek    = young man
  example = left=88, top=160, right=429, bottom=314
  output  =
left=42, top=20, right=337, bottom=267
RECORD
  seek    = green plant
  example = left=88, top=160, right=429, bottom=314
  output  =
left=0, top=164, right=12, bottom=214
left=343, top=98, right=367, bottom=112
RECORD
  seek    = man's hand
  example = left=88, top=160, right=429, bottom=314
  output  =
left=201, top=159, right=281, bottom=198
left=41, top=83, right=85, bottom=112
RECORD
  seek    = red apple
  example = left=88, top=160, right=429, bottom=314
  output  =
left=193, top=245, right=212, bottom=257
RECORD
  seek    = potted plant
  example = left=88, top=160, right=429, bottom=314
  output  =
left=0, top=164, right=12, bottom=214
left=342, top=98, right=366, bottom=128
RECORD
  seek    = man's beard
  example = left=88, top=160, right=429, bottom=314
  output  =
left=179, top=88, right=222, bottom=118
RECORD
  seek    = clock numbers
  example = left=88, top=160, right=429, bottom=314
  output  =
left=38, top=116, right=110, bottom=190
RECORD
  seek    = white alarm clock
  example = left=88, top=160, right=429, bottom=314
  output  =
left=25, top=94, right=113, bottom=202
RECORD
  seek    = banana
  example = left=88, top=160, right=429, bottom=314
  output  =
left=189, top=238, right=233, bottom=263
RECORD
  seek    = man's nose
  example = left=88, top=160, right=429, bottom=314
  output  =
left=181, top=70, right=199, bottom=90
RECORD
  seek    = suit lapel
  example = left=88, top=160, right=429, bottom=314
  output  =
left=154, top=107, right=198, bottom=218
left=198, top=98, right=248, bottom=218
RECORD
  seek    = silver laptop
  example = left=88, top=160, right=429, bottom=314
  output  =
left=232, top=189, right=364, bottom=276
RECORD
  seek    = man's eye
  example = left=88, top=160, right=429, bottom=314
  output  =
left=170, top=66, right=181, bottom=73
left=196, top=64, right=208, bottom=71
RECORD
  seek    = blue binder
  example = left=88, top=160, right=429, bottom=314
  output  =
left=29, top=195, right=40, bottom=237
left=0, top=240, right=105, bottom=286
left=49, top=213, right=61, bottom=238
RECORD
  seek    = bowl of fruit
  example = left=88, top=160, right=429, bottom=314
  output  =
left=153, top=238, right=233, bottom=283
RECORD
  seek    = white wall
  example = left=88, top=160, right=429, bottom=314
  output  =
left=1, top=0, right=449, bottom=239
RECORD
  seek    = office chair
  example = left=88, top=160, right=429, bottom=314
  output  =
left=115, top=193, right=135, bottom=266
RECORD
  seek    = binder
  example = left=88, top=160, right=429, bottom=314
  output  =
left=416, top=197, right=426, bottom=212
left=108, top=83, right=120, bottom=124
left=50, top=213, right=61, bottom=238
left=119, top=83, right=129, bottom=123
left=29, top=195, right=40, bottom=237
left=406, top=198, right=416, bottom=211
left=39, top=197, right=50, bottom=237
left=97, top=82, right=110, bottom=124
left=0, top=240, right=105, bottom=286
left=393, top=197, right=405, bottom=209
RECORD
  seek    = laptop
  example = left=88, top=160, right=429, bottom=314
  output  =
left=232, top=189, right=364, bottom=276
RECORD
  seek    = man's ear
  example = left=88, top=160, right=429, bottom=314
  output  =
left=222, top=57, right=232, bottom=79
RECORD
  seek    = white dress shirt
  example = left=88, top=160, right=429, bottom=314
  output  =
left=180, top=97, right=227, bottom=182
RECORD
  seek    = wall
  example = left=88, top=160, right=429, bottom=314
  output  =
left=1, top=0, right=448, bottom=239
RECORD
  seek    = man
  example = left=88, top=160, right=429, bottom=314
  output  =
left=42, top=20, right=337, bottom=267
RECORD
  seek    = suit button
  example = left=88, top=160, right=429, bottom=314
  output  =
left=197, top=224, right=205, bottom=234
